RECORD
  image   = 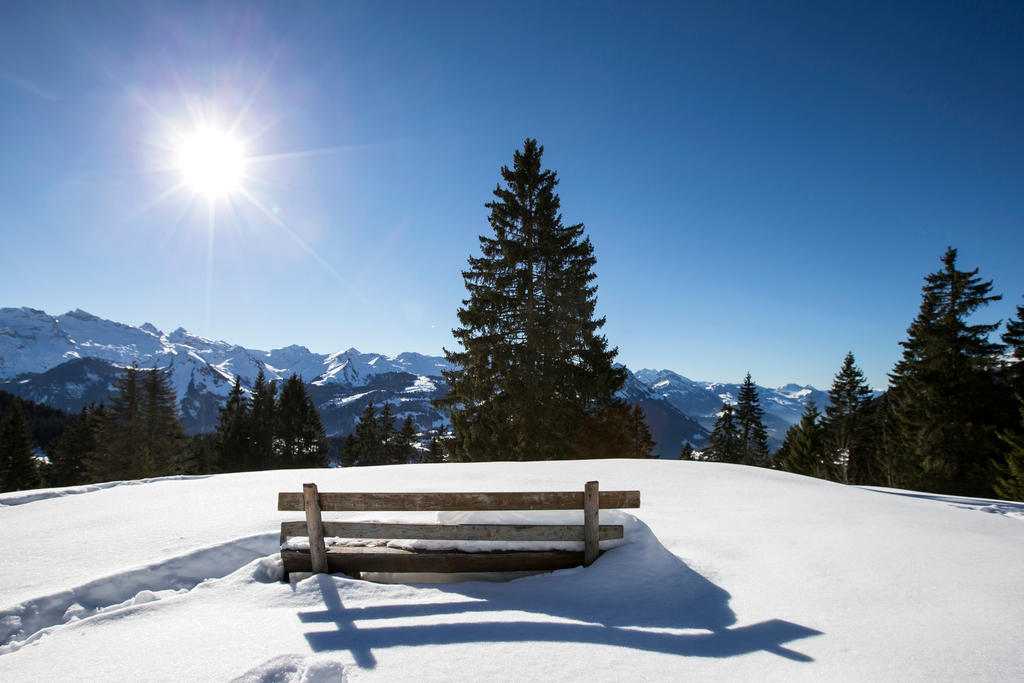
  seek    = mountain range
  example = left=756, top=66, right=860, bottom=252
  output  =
left=0, top=307, right=830, bottom=456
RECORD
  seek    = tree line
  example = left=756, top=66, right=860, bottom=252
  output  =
left=691, top=247, right=1024, bottom=501
left=0, top=365, right=331, bottom=491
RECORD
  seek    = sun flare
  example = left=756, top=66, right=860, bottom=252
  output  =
left=175, top=127, right=246, bottom=198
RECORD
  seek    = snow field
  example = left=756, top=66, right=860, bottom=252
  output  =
left=1, top=460, right=1022, bottom=681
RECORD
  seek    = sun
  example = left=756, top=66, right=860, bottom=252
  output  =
left=175, top=127, right=247, bottom=198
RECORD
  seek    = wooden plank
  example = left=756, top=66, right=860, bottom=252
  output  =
left=278, top=489, right=640, bottom=512
left=303, top=483, right=328, bottom=574
left=583, top=481, right=599, bottom=567
left=279, top=521, right=624, bottom=542
left=282, top=546, right=591, bottom=574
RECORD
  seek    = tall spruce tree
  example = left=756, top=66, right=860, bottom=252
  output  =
left=352, top=400, right=382, bottom=466
left=395, top=415, right=418, bottom=464
left=1003, top=297, right=1024, bottom=394
left=706, top=403, right=742, bottom=463
left=378, top=402, right=397, bottom=463
left=824, top=352, right=874, bottom=484
left=90, top=364, right=187, bottom=480
left=994, top=397, right=1024, bottom=502
left=779, top=401, right=828, bottom=479
left=91, top=363, right=145, bottom=481
left=248, top=370, right=276, bottom=470
left=274, top=374, right=328, bottom=469
left=888, top=247, right=1008, bottom=496
left=0, top=398, right=39, bottom=491
left=214, top=375, right=250, bottom=472
left=435, top=139, right=625, bottom=461
left=142, top=365, right=187, bottom=475
left=626, top=404, right=657, bottom=458
left=46, top=405, right=101, bottom=487
left=735, top=373, right=770, bottom=466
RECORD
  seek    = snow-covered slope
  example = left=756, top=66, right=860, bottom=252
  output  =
left=1, top=460, right=1021, bottom=681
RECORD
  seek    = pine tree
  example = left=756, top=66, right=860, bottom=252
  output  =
left=141, top=365, right=187, bottom=475
left=435, top=138, right=625, bottom=462
left=626, top=403, right=657, bottom=458
left=214, top=375, right=250, bottom=472
left=735, top=373, right=770, bottom=466
left=248, top=370, right=276, bottom=470
left=706, top=403, right=742, bottom=463
left=91, top=362, right=145, bottom=481
left=339, top=432, right=359, bottom=467
left=395, top=415, right=418, bottom=464
left=779, top=401, right=828, bottom=479
left=352, top=400, right=380, bottom=466
left=679, top=442, right=695, bottom=460
left=0, top=398, right=40, bottom=491
left=888, top=247, right=1008, bottom=496
left=378, top=402, right=396, bottom=463
left=994, top=397, right=1024, bottom=502
left=1003, top=297, right=1024, bottom=394
left=46, top=405, right=101, bottom=487
left=823, top=352, right=874, bottom=484
left=274, top=374, right=328, bottom=469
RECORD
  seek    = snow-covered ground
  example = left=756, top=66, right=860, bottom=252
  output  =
left=1, top=460, right=1022, bottom=681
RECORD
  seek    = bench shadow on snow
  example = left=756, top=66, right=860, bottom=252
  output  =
left=297, top=515, right=822, bottom=668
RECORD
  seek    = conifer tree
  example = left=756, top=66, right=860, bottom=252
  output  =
left=626, top=403, right=657, bottom=458
left=888, top=247, right=1008, bottom=496
left=214, top=375, right=250, bottom=472
left=823, top=352, right=874, bottom=484
left=46, top=405, right=101, bottom=487
left=435, top=138, right=625, bottom=462
left=1003, top=297, right=1024, bottom=394
left=353, top=400, right=380, bottom=466
left=274, top=374, right=328, bottom=468
left=378, top=402, right=396, bottom=463
left=339, top=432, right=359, bottom=467
left=994, top=397, right=1024, bottom=502
left=142, top=365, right=187, bottom=475
left=679, top=442, right=695, bottom=460
left=248, top=370, right=276, bottom=470
left=395, top=415, right=418, bottom=464
left=773, top=424, right=797, bottom=470
left=91, top=362, right=145, bottom=481
left=706, top=403, right=742, bottom=463
left=0, top=398, right=39, bottom=491
left=779, top=401, right=828, bottom=479
left=735, top=373, right=770, bottom=466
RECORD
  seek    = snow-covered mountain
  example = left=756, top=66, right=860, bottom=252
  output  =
left=2, top=306, right=838, bottom=456
left=634, top=368, right=831, bottom=447
left=0, top=307, right=455, bottom=437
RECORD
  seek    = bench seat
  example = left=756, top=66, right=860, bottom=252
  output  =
left=281, top=545, right=588, bottom=575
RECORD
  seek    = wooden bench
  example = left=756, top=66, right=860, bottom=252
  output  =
left=278, top=481, right=640, bottom=581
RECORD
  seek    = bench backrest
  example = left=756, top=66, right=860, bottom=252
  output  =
left=279, top=481, right=640, bottom=573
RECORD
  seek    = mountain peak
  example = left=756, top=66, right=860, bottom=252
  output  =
left=63, top=308, right=100, bottom=321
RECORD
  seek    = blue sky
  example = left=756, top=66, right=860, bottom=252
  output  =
left=1, top=1, right=1022, bottom=390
